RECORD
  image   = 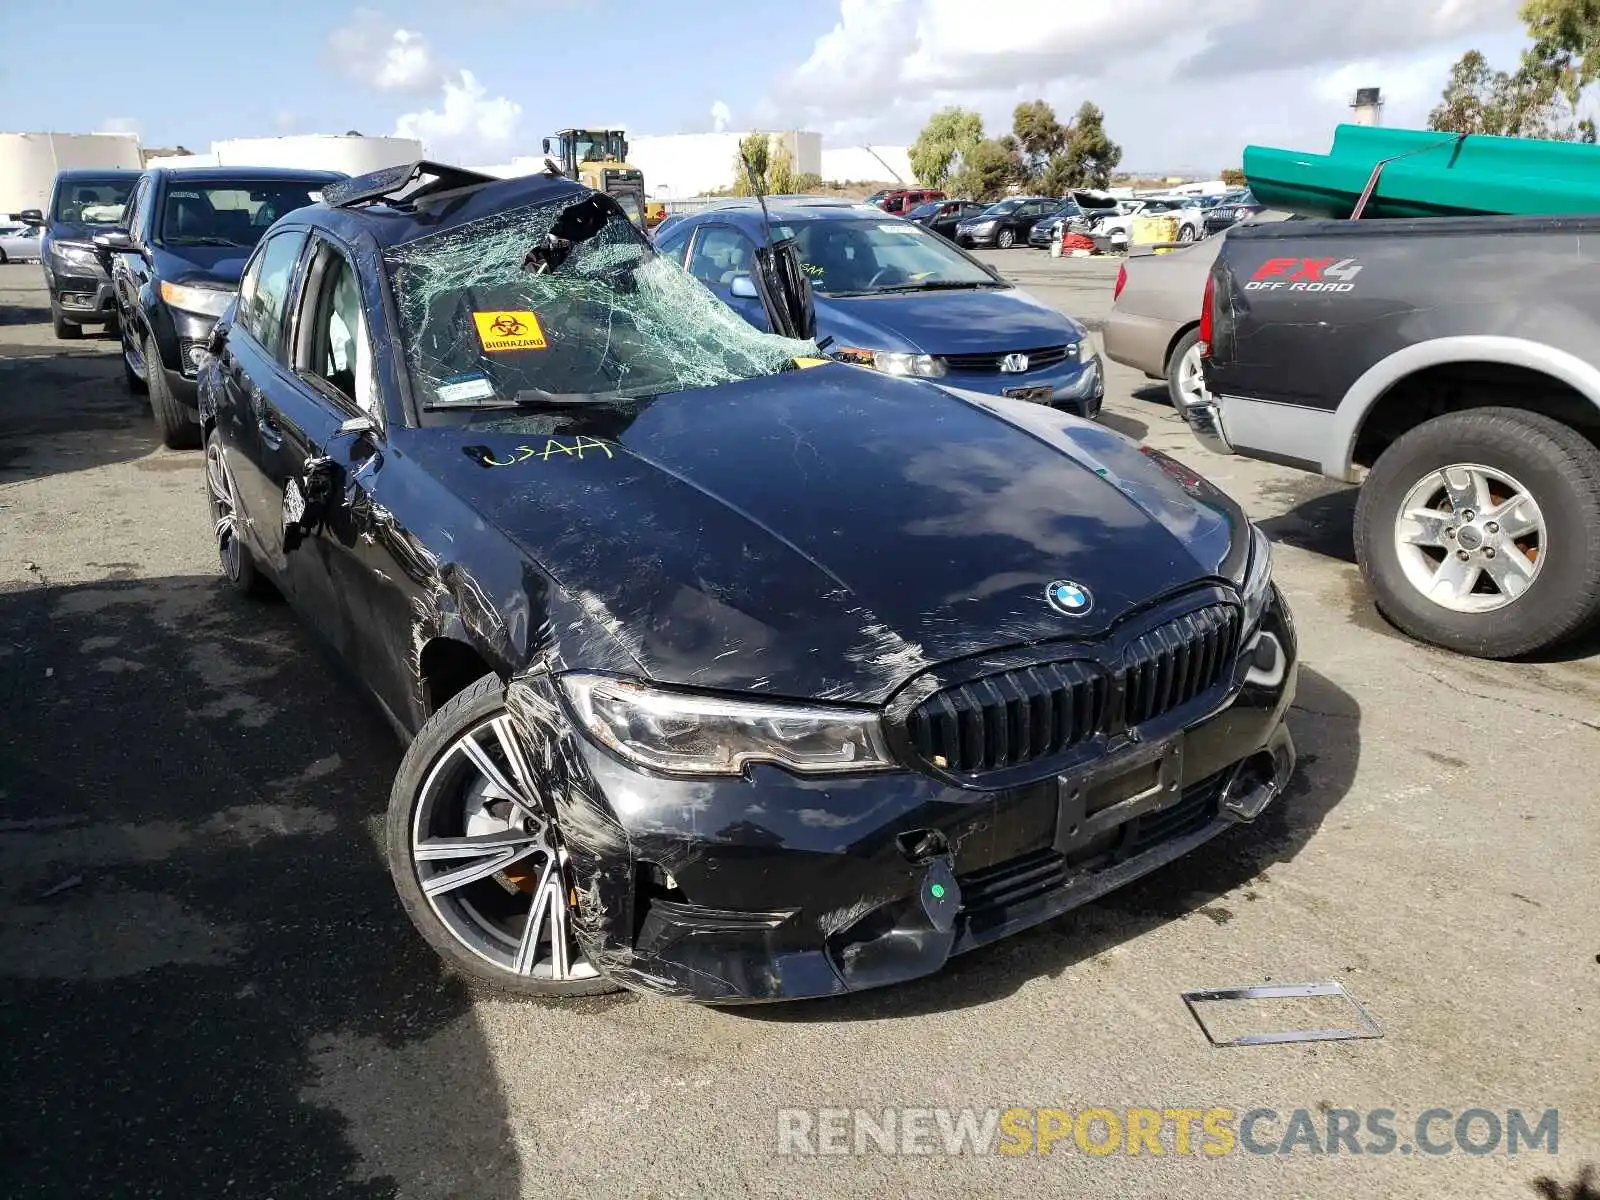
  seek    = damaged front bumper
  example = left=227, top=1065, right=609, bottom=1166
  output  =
left=545, top=595, right=1298, bottom=1004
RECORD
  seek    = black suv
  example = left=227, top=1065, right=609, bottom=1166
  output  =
left=99, top=166, right=346, bottom=448
left=20, top=169, right=140, bottom=339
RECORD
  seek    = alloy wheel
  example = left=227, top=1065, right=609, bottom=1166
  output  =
left=205, top=440, right=245, bottom=583
left=1177, top=342, right=1208, bottom=406
left=410, top=714, right=598, bottom=982
left=1392, top=462, right=1545, bottom=613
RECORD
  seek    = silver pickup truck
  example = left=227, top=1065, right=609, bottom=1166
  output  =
left=1192, top=214, right=1600, bottom=661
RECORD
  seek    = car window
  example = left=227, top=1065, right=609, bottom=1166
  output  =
left=687, top=225, right=756, bottom=287
left=296, top=242, right=378, bottom=419
left=52, top=178, right=135, bottom=226
left=653, top=221, right=691, bottom=263
left=123, top=178, right=150, bottom=241
left=158, top=181, right=325, bottom=250
left=907, top=202, right=938, bottom=220
left=790, top=218, right=997, bottom=296
left=236, top=230, right=308, bottom=360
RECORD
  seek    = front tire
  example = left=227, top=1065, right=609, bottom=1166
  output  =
left=147, top=333, right=199, bottom=449
left=1354, top=407, right=1600, bottom=658
left=52, top=303, right=79, bottom=340
left=386, top=674, right=621, bottom=998
left=121, top=318, right=148, bottom=395
left=1177, top=223, right=1197, bottom=243
left=997, top=227, right=1016, bottom=249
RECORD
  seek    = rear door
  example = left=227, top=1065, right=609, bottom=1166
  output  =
left=684, top=223, right=769, bottom=330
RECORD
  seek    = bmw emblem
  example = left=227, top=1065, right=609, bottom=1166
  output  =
left=1047, top=580, right=1092, bottom=616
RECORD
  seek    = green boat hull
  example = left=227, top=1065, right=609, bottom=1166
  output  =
left=1243, top=124, right=1600, bottom=220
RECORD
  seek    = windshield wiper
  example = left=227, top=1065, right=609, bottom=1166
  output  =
left=164, top=236, right=242, bottom=247
left=511, top=387, right=632, bottom=407
left=871, top=280, right=1002, bottom=293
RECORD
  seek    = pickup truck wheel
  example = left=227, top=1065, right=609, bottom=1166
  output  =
left=1166, top=328, right=1206, bottom=410
left=1355, top=408, right=1600, bottom=658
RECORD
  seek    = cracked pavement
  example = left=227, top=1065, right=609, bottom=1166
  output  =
left=1, top=255, right=1596, bottom=1198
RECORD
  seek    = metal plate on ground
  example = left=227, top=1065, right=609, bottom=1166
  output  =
left=1181, top=981, right=1383, bottom=1048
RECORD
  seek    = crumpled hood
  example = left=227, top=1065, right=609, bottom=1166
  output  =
left=409, top=365, right=1247, bottom=703
left=816, top=287, right=1083, bottom=356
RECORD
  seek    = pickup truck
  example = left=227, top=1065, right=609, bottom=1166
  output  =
left=1188, top=215, right=1600, bottom=660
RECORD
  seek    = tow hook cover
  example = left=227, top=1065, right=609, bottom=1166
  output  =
left=918, top=859, right=961, bottom=933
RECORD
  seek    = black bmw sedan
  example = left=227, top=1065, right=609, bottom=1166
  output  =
left=195, top=162, right=1298, bottom=1004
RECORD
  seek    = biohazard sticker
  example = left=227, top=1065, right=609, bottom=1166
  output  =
left=472, top=310, right=548, bottom=352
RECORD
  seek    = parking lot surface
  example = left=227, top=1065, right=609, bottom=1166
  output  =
left=2, top=254, right=1595, bottom=1198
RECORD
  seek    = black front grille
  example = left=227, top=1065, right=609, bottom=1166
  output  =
left=899, top=601, right=1240, bottom=779
left=904, top=659, right=1107, bottom=774
left=942, top=344, right=1073, bottom=373
left=1117, top=604, right=1239, bottom=728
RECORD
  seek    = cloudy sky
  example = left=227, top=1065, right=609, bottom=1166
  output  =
left=3, top=0, right=1530, bottom=172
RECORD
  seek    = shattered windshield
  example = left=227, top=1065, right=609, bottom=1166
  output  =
left=384, top=194, right=818, bottom=411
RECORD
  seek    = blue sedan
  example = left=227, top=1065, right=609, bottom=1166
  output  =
left=653, top=199, right=1104, bottom=417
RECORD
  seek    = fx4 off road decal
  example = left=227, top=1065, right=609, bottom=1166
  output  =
left=1244, top=257, right=1364, bottom=293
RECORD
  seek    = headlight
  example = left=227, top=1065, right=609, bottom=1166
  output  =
left=833, top=348, right=946, bottom=378
left=53, top=243, right=101, bottom=271
left=1237, top=524, right=1274, bottom=632
left=560, top=674, right=896, bottom=777
left=160, top=280, right=234, bottom=318
left=970, top=220, right=997, bottom=233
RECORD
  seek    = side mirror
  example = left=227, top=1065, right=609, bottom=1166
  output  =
left=728, top=273, right=759, bottom=300
left=92, top=230, right=135, bottom=252
left=17, top=209, right=43, bottom=227
left=542, top=138, right=552, bottom=154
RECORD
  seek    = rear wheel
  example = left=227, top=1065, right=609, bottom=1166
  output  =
left=997, top=227, right=1016, bottom=249
left=147, top=333, right=199, bottom=449
left=205, top=429, right=269, bottom=598
left=121, top=318, right=148, bottom=395
left=1165, top=328, right=1206, bottom=410
left=1177, top=223, right=1197, bottom=243
left=1354, top=407, right=1600, bottom=658
left=386, top=674, right=621, bottom=998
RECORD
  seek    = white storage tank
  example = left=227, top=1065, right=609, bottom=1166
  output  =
left=209, top=134, right=422, bottom=175
left=0, top=132, right=144, bottom=213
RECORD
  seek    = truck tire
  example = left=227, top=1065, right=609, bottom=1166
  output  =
left=146, top=333, right=200, bottom=450
left=1354, top=407, right=1600, bottom=658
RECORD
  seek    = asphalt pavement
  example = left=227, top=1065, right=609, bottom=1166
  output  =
left=1, top=255, right=1595, bottom=1199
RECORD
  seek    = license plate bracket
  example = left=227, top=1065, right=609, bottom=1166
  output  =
left=1002, top=385, right=1054, bottom=403
left=1055, top=735, right=1184, bottom=852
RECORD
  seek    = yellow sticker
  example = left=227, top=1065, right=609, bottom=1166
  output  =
left=793, top=357, right=831, bottom=369
left=473, top=311, right=547, bottom=352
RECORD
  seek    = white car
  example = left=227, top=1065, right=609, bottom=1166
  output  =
left=1097, top=198, right=1207, bottom=247
left=0, top=222, right=42, bottom=263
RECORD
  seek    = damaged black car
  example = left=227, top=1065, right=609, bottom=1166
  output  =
left=195, top=162, right=1299, bottom=1003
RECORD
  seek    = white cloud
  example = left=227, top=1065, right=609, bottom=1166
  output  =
left=328, top=10, right=524, bottom=164
left=711, top=100, right=732, bottom=133
left=767, top=0, right=1526, bottom=170
left=327, top=9, right=442, bottom=93
left=394, top=70, right=523, bottom=163
left=97, top=117, right=140, bottom=136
